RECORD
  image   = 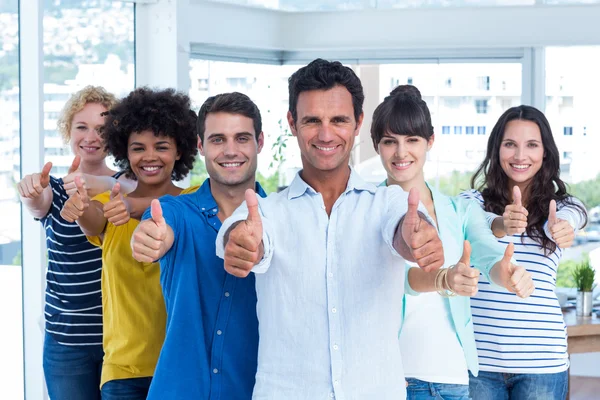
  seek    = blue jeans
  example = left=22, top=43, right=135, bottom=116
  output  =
left=43, top=332, right=104, bottom=400
left=469, top=370, right=568, bottom=400
left=101, top=377, right=152, bottom=400
left=407, top=378, right=471, bottom=400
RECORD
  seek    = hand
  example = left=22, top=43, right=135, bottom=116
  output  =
left=103, top=183, right=130, bottom=226
left=60, top=176, right=89, bottom=222
left=446, top=241, right=480, bottom=297
left=131, top=200, right=167, bottom=263
left=223, top=189, right=264, bottom=278
left=401, top=188, right=444, bottom=272
left=17, top=162, right=52, bottom=199
left=548, top=200, right=574, bottom=248
left=496, top=243, right=535, bottom=298
left=502, top=186, right=528, bottom=235
left=62, top=156, right=88, bottom=197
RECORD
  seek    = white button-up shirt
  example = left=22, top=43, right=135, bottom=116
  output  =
left=217, top=170, right=425, bottom=400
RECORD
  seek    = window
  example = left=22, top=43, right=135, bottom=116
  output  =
left=563, top=151, right=573, bottom=160
left=454, top=126, right=463, bottom=135
left=477, top=76, right=490, bottom=91
left=442, top=126, right=451, bottom=135
left=477, top=126, right=486, bottom=135
left=475, top=99, right=489, bottom=114
left=563, top=126, right=573, bottom=136
left=407, top=77, right=413, bottom=85
left=445, top=78, right=452, bottom=88
left=465, top=126, right=474, bottom=135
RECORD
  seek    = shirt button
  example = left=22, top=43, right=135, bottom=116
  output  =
left=333, top=344, right=339, bottom=350
left=334, top=380, right=339, bottom=385
left=329, top=393, right=335, bottom=398
left=331, top=308, right=337, bottom=313
left=213, top=368, right=219, bottom=374
left=217, top=330, right=222, bottom=335
left=224, top=292, right=230, bottom=297
left=328, top=272, right=333, bottom=278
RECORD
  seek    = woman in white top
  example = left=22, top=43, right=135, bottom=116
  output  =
left=461, top=105, right=587, bottom=400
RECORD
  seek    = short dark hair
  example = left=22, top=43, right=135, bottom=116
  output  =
left=197, top=92, right=262, bottom=142
left=371, top=85, right=433, bottom=150
left=288, top=58, right=364, bottom=123
left=102, top=87, right=198, bottom=181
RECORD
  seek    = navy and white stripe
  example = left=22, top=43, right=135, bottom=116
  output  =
left=459, top=189, right=583, bottom=374
left=39, top=176, right=104, bottom=346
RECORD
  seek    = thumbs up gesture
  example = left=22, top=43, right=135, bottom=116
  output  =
left=502, top=186, right=528, bottom=235
left=60, top=176, right=90, bottom=222
left=224, top=189, right=264, bottom=278
left=103, top=183, right=130, bottom=226
left=446, top=241, right=481, bottom=297
left=494, top=243, right=535, bottom=298
left=548, top=200, right=575, bottom=249
left=62, top=156, right=88, bottom=197
left=17, top=162, right=52, bottom=199
left=131, top=200, right=168, bottom=263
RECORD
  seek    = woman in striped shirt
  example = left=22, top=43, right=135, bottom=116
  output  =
left=17, top=86, right=134, bottom=400
left=462, top=105, right=587, bottom=400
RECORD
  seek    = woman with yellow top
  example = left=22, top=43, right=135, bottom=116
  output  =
left=60, top=87, right=198, bottom=400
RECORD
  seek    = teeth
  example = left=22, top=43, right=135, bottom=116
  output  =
left=512, top=164, right=529, bottom=170
left=222, top=163, right=242, bottom=167
left=394, top=162, right=412, bottom=167
left=315, top=145, right=336, bottom=151
left=142, top=166, right=160, bottom=171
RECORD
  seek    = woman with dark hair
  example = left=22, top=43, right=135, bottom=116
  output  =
left=462, top=105, right=587, bottom=400
left=60, top=87, right=198, bottom=400
left=372, top=86, right=534, bottom=400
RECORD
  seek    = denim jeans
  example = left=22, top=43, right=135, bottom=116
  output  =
left=101, top=377, right=152, bottom=400
left=43, top=332, right=104, bottom=400
left=469, top=370, right=568, bottom=400
left=407, top=378, right=471, bottom=400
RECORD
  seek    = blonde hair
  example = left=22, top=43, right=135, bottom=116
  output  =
left=57, top=85, right=118, bottom=143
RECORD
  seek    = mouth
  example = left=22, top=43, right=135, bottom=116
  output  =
left=139, top=165, right=163, bottom=176
left=80, top=146, right=101, bottom=153
left=510, top=163, right=531, bottom=172
left=218, top=161, right=245, bottom=169
left=313, top=144, right=340, bottom=153
left=392, top=161, right=413, bottom=170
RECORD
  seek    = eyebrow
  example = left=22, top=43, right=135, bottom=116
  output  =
left=128, top=140, right=171, bottom=147
left=206, top=132, right=254, bottom=139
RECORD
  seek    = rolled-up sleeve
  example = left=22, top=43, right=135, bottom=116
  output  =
left=215, top=199, right=274, bottom=274
left=543, top=197, right=587, bottom=242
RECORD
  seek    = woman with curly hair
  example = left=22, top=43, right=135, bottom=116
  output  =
left=17, top=85, right=133, bottom=400
left=461, top=105, right=587, bottom=400
left=60, top=87, right=198, bottom=400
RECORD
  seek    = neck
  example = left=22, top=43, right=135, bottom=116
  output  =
left=130, top=179, right=181, bottom=198
left=387, top=175, right=432, bottom=205
left=79, top=159, right=114, bottom=176
left=211, top=178, right=256, bottom=220
left=509, top=180, right=531, bottom=206
left=300, top=158, right=351, bottom=201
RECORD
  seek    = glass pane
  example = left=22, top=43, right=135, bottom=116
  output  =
left=0, top=0, right=23, bottom=398
left=546, top=46, right=600, bottom=288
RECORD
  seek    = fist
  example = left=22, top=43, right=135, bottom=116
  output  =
left=17, top=162, right=52, bottom=199
left=60, top=176, right=89, bottom=223
left=131, top=200, right=167, bottom=263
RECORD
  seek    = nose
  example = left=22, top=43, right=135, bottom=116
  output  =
left=395, top=142, right=408, bottom=159
left=142, top=148, right=158, bottom=161
left=514, top=146, right=526, bottom=161
left=223, top=140, right=239, bottom=157
left=316, top=122, right=335, bottom=143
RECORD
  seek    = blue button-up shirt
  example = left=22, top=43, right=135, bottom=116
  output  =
left=217, top=170, right=426, bottom=400
left=145, top=179, right=264, bottom=400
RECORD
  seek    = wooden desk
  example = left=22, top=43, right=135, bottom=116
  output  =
left=564, top=309, right=600, bottom=354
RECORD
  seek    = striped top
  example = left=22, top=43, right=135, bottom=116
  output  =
left=39, top=175, right=118, bottom=347
left=460, top=189, right=585, bottom=374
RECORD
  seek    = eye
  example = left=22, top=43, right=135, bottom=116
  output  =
left=331, top=117, right=347, bottom=124
left=157, top=146, right=169, bottom=151
left=76, top=126, right=87, bottom=130
left=131, top=147, right=144, bottom=152
left=382, top=139, right=396, bottom=145
left=238, top=136, right=249, bottom=143
left=306, top=118, right=319, bottom=124
left=407, top=138, right=419, bottom=143
left=503, top=142, right=515, bottom=148
left=211, top=137, right=223, bottom=144
left=528, top=142, right=539, bottom=148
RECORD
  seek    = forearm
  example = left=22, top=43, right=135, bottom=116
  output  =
left=491, top=217, right=506, bottom=238
left=21, top=187, right=53, bottom=219
left=489, top=261, right=508, bottom=288
left=408, top=267, right=445, bottom=293
left=85, top=175, right=117, bottom=198
left=76, top=201, right=108, bottom=237
left=158, top=225, right=175, bottom=260
left=126, top=197, right=153, bottom=220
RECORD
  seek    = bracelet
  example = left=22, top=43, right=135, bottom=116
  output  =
left=443, top=266, right=457, bottom=297
left=435, top=267, right=457, bottom=297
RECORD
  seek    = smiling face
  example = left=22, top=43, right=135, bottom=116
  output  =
left=499, top=119, right=545, bottom=191
left=127, top=130, right=180, bottom=185
left=199, top=112, right=263, bottom=188
left=377, top=132, right=433, bottom=188
left=69, top=102, right=109, bottom=164
left=287, top=85, right=363, bottom=174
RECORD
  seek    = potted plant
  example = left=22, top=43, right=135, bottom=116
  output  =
left=572, top=258, right=596, bottom=317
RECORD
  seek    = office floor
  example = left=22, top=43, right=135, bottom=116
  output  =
left=571, top=376, right=600, bottom=399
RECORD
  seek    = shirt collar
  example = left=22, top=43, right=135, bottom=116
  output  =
left=287, top=167, right=376, bottom=200
left=194, top=178, right=267, bottom=213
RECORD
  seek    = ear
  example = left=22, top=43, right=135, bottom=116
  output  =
left=197, top=136, right=205, bottom=157
left=427, top=134, right=435, bottom=151
left=355, top=112, right=364, bottom=136
left=287, top=111, right=298, bottom=137
left=256, top=132, right=265, bottom=154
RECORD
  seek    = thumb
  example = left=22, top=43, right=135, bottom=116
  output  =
left=513, top=186, right=522, bottom=207
left=74, top=175, right=85, bottom=194
left=110, top=182, right=121, bottom=200
left=548, top=200, right=558, bottom=228
left=406, top=187, right=421, bottom=233
left=245, top=189, right=261, bottom=224
left=502, top=243, right=515, bottom=273
left=150, top=199, right=165, bottom=225
left=40, top=162, right=52, bottom=186
left=68, top=155, right=81, bottom=174
left=458, top=240, right=472, bottom=267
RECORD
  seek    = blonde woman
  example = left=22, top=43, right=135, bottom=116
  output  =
left=17, top=86, right=133, bottom=400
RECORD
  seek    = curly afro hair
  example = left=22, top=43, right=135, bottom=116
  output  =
left=101, top=87, right=198, bottom=181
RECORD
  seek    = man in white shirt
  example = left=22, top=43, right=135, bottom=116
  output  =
left=216, top=59, right=444, bottom=400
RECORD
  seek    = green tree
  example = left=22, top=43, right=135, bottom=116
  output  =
left=556, top=259, right=577, bottom=288
left=569, top=174, right=600, bottom=209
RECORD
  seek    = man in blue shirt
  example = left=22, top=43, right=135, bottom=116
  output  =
left=131, top=92, right=266, bottom=400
